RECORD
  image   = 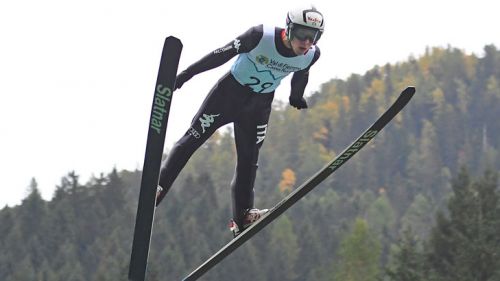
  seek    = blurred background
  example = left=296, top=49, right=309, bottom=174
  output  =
left=1, top=0, right=500, bottom=280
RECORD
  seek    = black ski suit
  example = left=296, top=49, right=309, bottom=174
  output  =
left=157, top=24, right=320, bottom=228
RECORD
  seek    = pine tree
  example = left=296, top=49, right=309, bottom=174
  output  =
left=400, top=194, right=435, bottom=239
left=333, top=218, right=381, bottom=281
left=386, top=227, right=425, bottom=281
left=267, top=215, right=300, bottom=281
left=426, top=168, right=500, bottom=281
left=9, top=256, right=36, bottom=281
left=366, top=192, right=396, bottom=237
left=0, top=206, right=14, bottom=248
left=19, top=178, right=46, bottom=238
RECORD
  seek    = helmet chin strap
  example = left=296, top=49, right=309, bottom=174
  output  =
left=285, top=23, right=294, bottom=42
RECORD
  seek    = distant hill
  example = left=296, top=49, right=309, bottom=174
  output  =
left=1, top=45, right=499, bottom=281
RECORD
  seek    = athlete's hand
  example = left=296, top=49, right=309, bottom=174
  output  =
left=174, top=71, right=193, bottom=90
left=289, top=96, right=308, bottom=110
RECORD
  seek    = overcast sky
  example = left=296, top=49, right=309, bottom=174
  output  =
left=1, top=0, right=499, bottom=207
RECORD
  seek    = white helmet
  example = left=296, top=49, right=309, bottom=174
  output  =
left=286, top=5, right=324, bottom=44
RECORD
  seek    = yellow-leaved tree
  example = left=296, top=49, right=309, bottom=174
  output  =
left=278, top=168, right=296, bottom=193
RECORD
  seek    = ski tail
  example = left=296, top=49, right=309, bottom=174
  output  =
left=128, top=36, right=182, bottom=281
left=181, top=86, right=416, bottom=281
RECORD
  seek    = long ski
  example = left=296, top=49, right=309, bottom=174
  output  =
left=182, top=86, right=416, bottom=281
left=129, top=36, right=182, bottom=281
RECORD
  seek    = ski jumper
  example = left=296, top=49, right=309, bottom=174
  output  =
left=158, top=24, right=320, bottom=228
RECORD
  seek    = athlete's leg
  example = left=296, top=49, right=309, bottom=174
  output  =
left=231, top=94, right=273, bottom=227
left=156, top=77, right=235, bottom=205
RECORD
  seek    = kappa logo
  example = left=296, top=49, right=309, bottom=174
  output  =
left=233, top=39, right=241, bottom=52
left=256, top=124, right=268, bottom=144
left=199, top=113, right=220, bottom=133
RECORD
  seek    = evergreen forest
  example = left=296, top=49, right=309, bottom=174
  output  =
left=1, top=45, right=500, bottom=281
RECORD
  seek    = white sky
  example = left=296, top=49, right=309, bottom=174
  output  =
left=1, top=0, right=499, bottom=207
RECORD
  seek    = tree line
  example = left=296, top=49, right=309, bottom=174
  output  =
left=1, top=44, right=500, bottom=280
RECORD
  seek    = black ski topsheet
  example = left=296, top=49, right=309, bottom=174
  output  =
left=129, top=36, right=182, bottom=281
left=182, top=86, right=416, bottom=281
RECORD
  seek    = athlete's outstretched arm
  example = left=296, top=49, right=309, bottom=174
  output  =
left=174, top=25, right=264, bottom=90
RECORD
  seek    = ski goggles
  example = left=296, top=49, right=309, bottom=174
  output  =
left=291, top=25, right=322, bottom=43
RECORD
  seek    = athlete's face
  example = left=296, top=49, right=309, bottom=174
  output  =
left=290, top=37, right=314, bottom=55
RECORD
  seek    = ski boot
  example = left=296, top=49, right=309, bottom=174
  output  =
left=229, top=208, right=269, bottom=237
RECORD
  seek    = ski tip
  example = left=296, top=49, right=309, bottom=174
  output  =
left=165, top=36, right=183, bottom=46
left=403, top=86, right=416, bottom=95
